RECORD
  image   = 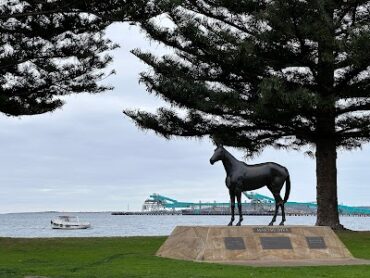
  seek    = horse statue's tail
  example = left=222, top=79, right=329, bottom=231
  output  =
left=283, top=175, right=291, bottom=203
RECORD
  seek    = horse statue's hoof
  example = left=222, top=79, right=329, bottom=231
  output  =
left=268, top=222, right=274, bottom=226
left=236, top=222, right=241, bottom=226
left=279, top=222, right=285, bottom=226
left=227, top=223, right=233, bottom=226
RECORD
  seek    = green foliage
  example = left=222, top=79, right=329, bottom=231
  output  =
left=0, top=0, right=160, bottom=116
left=0, top=232, right=369, bottom=277
left=125, top=0, right=370, bottom=154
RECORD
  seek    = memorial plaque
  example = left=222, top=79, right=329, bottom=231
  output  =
left=306, top=237, right=327, bottom=249
left=224, top=237, right=246, bottom=250
left=260, top=237, right=293, bottom=249
left=253, top=227, right=291, bottom=233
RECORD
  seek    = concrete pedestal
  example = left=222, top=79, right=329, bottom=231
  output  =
left=156, top=226, right=370, bottom=266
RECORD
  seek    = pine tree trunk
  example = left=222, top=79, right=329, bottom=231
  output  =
left=315, top=133, right=344, bottom=230
left=315, top=15, right=342, bottom=228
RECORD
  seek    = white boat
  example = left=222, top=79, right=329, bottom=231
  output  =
left=51, top=216, right=91, bottom=229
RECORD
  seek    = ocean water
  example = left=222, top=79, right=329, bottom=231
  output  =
left=0, top=212, right=369, bottom=238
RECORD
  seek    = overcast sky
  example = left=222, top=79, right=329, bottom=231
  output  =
left=1, top=23, right=369, bottom=213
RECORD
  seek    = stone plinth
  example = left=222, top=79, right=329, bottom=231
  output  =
left=156, top=226, right=370, bottom=266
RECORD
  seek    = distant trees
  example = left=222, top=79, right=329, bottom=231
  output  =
left=0, top=0, right=159, bottom=116
left=125, top=0, right=370, bottom=229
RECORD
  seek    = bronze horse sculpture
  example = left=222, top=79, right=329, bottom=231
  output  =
left=210, top=145, right=291, bottom=226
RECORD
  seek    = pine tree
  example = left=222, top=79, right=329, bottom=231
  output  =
left=0, top=0, right=158, bottom=116
left=124, top=0, right=370, bottom=229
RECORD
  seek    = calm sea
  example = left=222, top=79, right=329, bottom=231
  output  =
left=0, top=212, right=369, bottom=238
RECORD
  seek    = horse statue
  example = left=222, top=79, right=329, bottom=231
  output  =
left=210, top=144, right=291, bottom=226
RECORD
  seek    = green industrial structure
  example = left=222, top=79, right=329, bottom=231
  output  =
left=142, top=193, right=370, bottom=216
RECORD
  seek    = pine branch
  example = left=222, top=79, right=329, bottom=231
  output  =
left=127, top=0, right=370, bottom=152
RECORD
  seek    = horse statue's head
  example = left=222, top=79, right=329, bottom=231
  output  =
left=210, top=144, right=225, bottom=165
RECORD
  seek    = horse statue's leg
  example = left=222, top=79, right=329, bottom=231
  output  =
left=236, top=192, right=243, bottom=226
left=228, top=191, right=235, bottom=226
left=279, top=204, right=286, bottom=226
left=269, top=203, right=279, bottom=226
left=269, top=192, right=283, bottom=226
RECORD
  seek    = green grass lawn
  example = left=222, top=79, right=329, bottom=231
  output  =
left=0, top=231, right=369, bottom=278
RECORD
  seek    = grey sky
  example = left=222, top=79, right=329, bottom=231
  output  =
left=0, top=23, right=369, bottom=213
